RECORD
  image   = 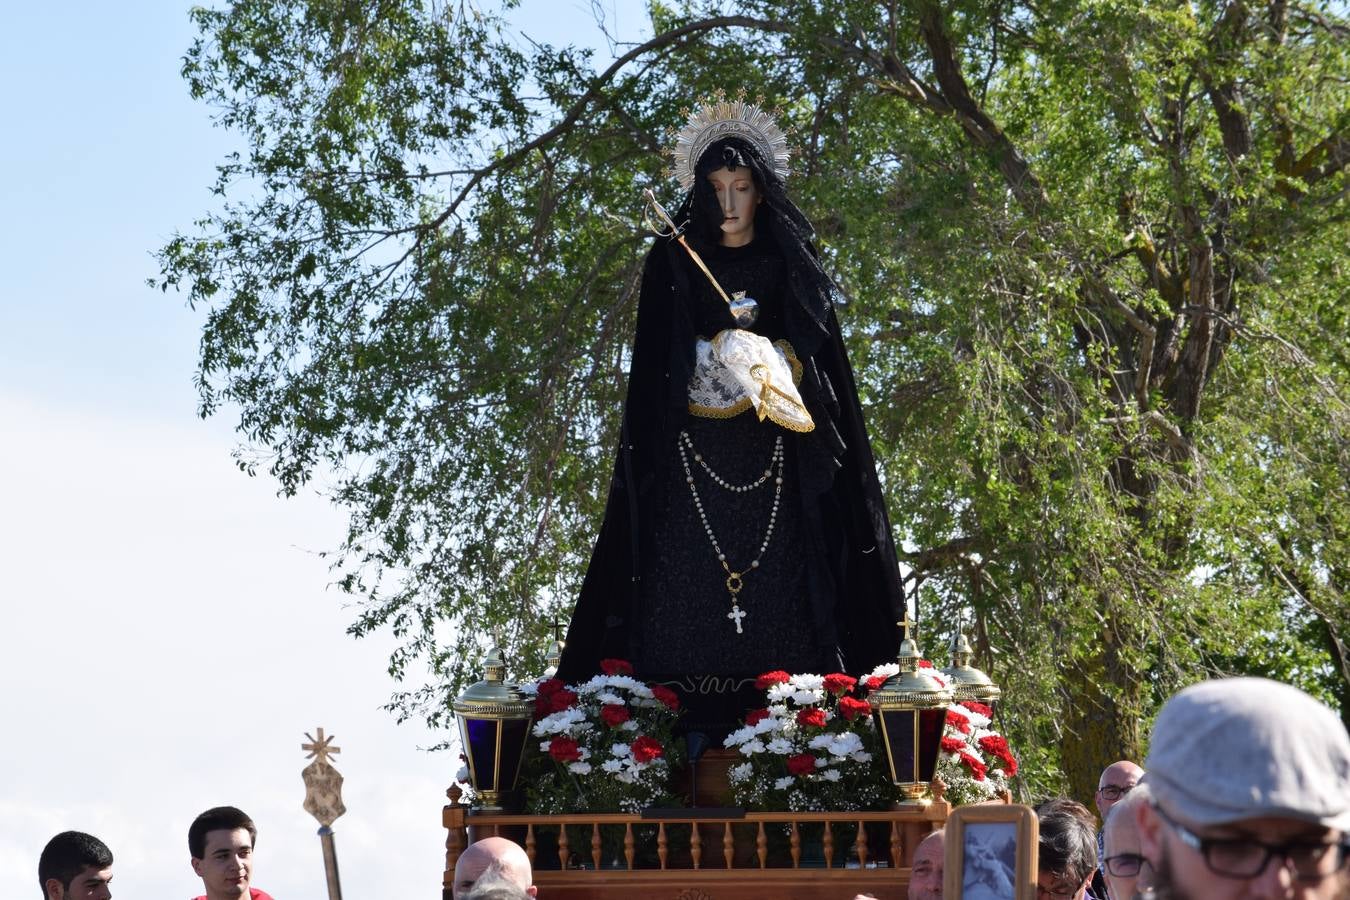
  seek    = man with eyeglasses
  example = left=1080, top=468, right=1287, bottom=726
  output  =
left=1097, top=760, right=1145, bottom=888
left=1137, top=677, right=1350, bottom=900
left=1102, top=786, right=1151, bottom=900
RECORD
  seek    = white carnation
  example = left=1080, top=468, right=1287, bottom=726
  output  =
left=774, top=777, right=795, bottom=790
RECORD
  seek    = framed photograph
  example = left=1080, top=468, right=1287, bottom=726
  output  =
left=943, top=803, right=1039, bottom=900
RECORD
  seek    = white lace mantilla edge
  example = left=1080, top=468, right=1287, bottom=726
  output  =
left=687, top=329, right=815, bottom=433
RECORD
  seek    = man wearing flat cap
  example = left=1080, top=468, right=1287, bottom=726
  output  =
left=1137, top=677, right=1350, bottom=900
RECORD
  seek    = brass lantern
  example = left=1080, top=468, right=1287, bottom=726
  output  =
left=942, top=625, right=1002, bottom=715
left=452, top=645, right=534, bottom=812
left=870, top=619, right=954, bottom=806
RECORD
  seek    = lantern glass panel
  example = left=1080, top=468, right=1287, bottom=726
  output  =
left=916, top=707, right=944, bottom=782
left=498, top=717, right=530, bottom=792
left=876, top=706, right=948, bottom=784
left=462, top=717, right=502, bottom=791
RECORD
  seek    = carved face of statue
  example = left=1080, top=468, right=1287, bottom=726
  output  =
left=191, top=827, right=254, bottom=899
left=706, top=166, right=760, bottom=247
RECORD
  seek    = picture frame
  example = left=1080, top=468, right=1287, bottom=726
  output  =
left=942, top=803, right=1039, bottom=900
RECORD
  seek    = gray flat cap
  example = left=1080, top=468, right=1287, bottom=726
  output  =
left=1143, top=677, right=1350, bottom=829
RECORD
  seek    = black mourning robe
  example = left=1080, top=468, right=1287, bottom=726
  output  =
left=558, top=231, right=904, bottom=737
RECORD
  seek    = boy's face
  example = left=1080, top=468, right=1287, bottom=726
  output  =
left=46, top=864, right=113, bottom=900
left=191, top=827, right=254, bottom=899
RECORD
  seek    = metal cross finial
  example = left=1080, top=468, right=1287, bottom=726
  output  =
left=303, top=728, right=341, bottom=764
left=898, top=613, right=916, bottom=643
left=549, top=619, right=566, bottom=642
left=491, top=624, right=505, bottom=649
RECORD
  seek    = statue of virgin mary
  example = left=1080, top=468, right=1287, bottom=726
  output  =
left=558, top=99, right=905, bottom=737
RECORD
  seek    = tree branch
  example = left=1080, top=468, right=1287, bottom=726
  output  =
left=915, top=0, right=1049, bottom=217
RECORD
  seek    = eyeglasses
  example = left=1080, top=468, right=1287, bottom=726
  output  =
left=1103, top=853, right=1145, bottom=877
left=1096, top=783, right=1136, bottom=802
left=1152, top=802, right=1349, bottom=881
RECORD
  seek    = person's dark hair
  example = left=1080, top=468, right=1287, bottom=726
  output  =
left=188, top=806, right=257, bottom=859
left=1036, top=796, right=1099, bottom=830
left=38, top=832, right=113, bottom=900
left=1037, top=805, right=1098, bottom=886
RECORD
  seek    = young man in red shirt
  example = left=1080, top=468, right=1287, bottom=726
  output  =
left=188, top=806, right=275, bottom=900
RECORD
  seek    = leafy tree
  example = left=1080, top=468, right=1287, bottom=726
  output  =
left=159, top=0, right=1349, bottom=801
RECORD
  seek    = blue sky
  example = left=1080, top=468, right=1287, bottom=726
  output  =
left=0, top=2, right=648, bottom=898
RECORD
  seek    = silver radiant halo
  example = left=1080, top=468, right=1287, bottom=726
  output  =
left=670, top=97, right=791, bottom=191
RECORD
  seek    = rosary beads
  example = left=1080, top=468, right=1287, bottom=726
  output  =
left=677, top=430, right=785, bottom=634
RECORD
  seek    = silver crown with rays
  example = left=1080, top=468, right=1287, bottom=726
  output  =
left=670, top=96, right=791, bottom=191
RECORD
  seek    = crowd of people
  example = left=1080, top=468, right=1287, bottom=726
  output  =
left=38, top=676, right=1347, bottom=899
left=897, top=676, right=1349, bottom=900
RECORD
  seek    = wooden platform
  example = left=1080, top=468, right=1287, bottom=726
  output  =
left=441, top=757, right=951, bottom=900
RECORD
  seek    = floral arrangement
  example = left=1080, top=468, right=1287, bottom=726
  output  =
left=518, top=659, right=684, bottom=814
left=861, top=660, right=1019, bottom=806
left=722, top=670, right=889, bottom=811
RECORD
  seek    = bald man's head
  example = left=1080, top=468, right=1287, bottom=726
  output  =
left=452, top=838, right=536, bottom=900
left=908, top=829, right=945, bottom=900
left=1102, top=785, right=1150, bottom=900
left=1095, top=760, right=1143, bottom=819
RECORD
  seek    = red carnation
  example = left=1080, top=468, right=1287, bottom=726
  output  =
left=548, top=736, right=582, bottom=763
left=601, top=704, right=631, bottom=727
left=630, top=735, right=664, bottom=764
left=979, top=735, right=1017, bottom=775
left=745, top=707, right=772, bottom=726
left=918, top=659, right=935, bottom=669
left=838, top=697, right=872, bottom=721
left=823, top=673, right=857, bottom=696
left=946, top=709, right=971, bottom=734
left=650, top=685, right=680, bottom=711
left=533, top=697, right=551, bottom=719
left=537, top=678, right=564, bottom=697
left=600, top=658, right=634, bottom=676
left=958, top=750, right=988, bottom=781
left=755, top=670, right=791, bottom=690
left=865, top=675, right=886, bottom=692
left=941, top=735, right=967, bottom=754
left=965, top=701, right=994, bottom=718
left=786, top=753, right=818, bottom=776
left=977, top=734, right=1009, bottom=755
left=796, top=708, right=828, bottom=728
left=549, top=689, right=579, bottom=712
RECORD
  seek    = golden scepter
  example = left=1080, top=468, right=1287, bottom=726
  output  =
left=642, top=188, right=759, bottom=327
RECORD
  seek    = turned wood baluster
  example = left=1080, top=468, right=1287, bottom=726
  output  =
left=691, top=823, right=703, bottom=870
left=444, top=785, right=466, bottom=873
left=790, top=821, right=801, bottom=868
left=756, top=822, right=768, bottom=869
left=855, top=819, right=868, bottom=868
left=524, top=824, right=536, bottom=866
left=723, top=822, right=734, bottom=868
left=889, top=820, right=902, bottom=869
left=823, top=819, right=834, bottom=868
left=557, top=826, right=570, bottom=870
left=624, top=824, right=635, bottom=870
left=657, top=823, right=668, bottom=870
left=591, top=822, right=602, bottom=870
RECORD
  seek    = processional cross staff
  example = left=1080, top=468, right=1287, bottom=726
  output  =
left=301, top=727, right=346, bottom=900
